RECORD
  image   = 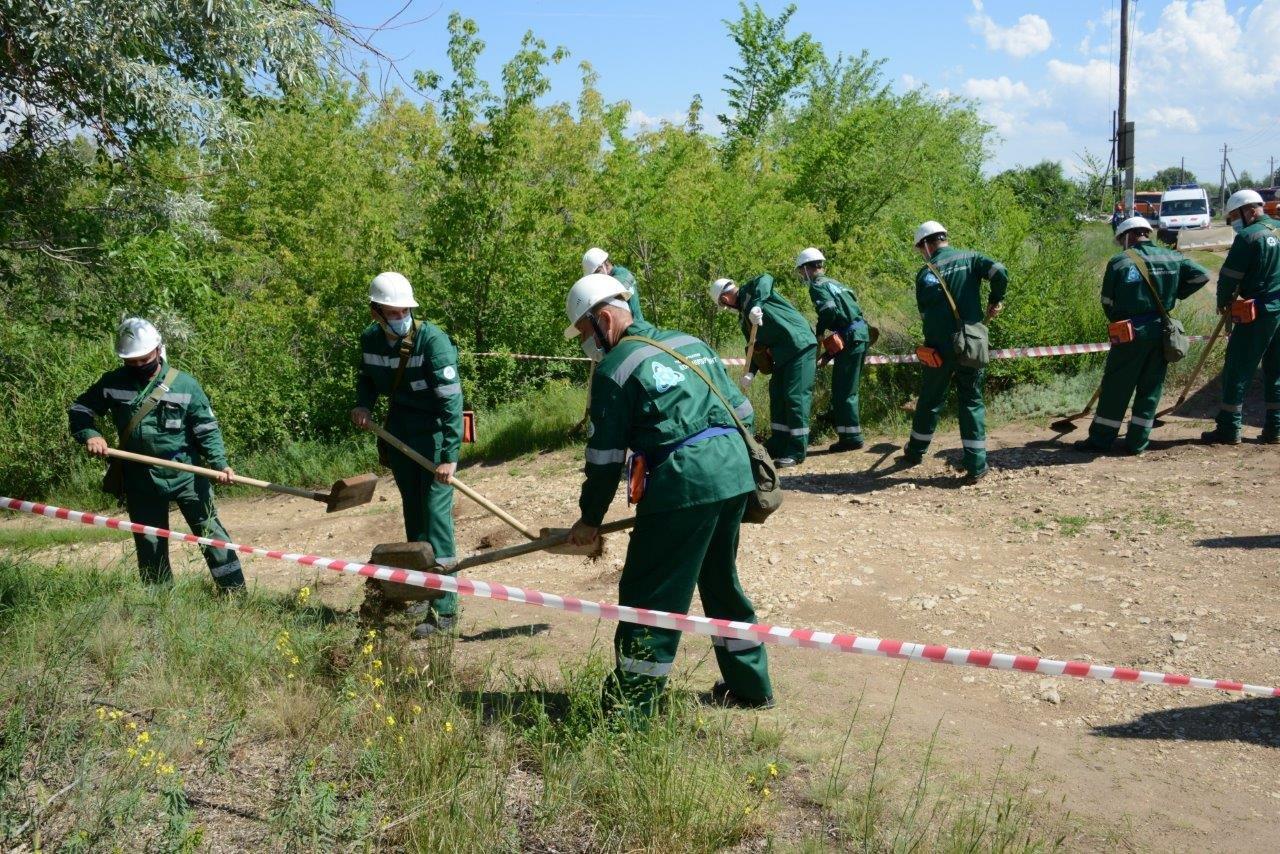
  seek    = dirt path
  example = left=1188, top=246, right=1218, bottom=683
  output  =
left=6, top=401, right=1279, bottom=849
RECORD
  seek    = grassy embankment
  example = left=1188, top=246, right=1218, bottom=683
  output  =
left=0, top=558, right=1070, bottom=850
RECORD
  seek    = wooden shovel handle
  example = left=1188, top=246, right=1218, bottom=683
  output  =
left=102, top=448, right=322, bottom=501
left=444, top=517, right=637, bottom=573
left=366, top=423, right=541, bottom=540
left=743, top=324, right=759, bottom=376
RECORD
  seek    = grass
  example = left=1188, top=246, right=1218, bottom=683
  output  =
left=0, top=558, right=1075, bottom=851
left=0, top=525, right=124, bottom=551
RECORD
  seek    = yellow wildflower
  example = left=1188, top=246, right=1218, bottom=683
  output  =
left=373, top=701, right=383, bottom=711
left=744, top=805, right=753, bottom=815
left=372, top=677, right=384, bottom=689
left=747, top=773, right=756, bottom=785
left=108, top=709, right=123, bottom=720
left=767, top=763, right=778, bottom=778
left=371, top=659, right=383, bottom=670
left=762, top=787, right=772, bottom=799
left=96, top=707, right=107, bottom=721
left=366, top=629, right=377, bottom=639
left=385, top=715, right=396, bottom=727
left=364, top=737, right=373, bottom=748
left=194, top=738, right=205, bottom=749
left=136, top=731, right=150, bottom=744
left=444, top=721, right=453, bottom=733
left=297, top=586, right=311, bottom=602
left=288, top=672, right=296, bottom=680
left=361, top=643, right=374, bottom=655
left=290, top=655, right=300, bottom=666
left=347, top=691, right=357, bottom=699
left=411, top=704, right=422, bottom=716
left=157, top=763, right=176, bottom=776
left=397, top=735, right=405, bottom=745
left=126, top=747, right=138, bottom=759
left=126, top=721, right=137, bottom=730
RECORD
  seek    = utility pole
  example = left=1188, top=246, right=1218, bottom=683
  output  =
left=1220, top=143, right=1229, bottom=212
left=1117, top=0, right=1135, bottom=214
left=1270, top=155, right=1275, bottom=188
left=1180, top=156, right=1185, bottom=185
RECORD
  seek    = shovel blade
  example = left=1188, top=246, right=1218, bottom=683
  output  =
left=539, top=527, right=605, bottom=558
left=370, top=541, right=445, bottom=603
left=325, top=473, right=378, bottom=512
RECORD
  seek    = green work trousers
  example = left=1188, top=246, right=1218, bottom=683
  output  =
left=1087, top=337, right=1167, bottom=453
left=829, top=341, right=867, bottom=443
left=1215, top=310, right=1280, bottom=438
left=905, top=355, right=987, bottom=476
left=387, top=443, right=458, bottom=618
left=605, top=493, right=772, bottom=716
left=124, top=477, right=244, bottom=589
left=767, top=345, right=817, bottom=462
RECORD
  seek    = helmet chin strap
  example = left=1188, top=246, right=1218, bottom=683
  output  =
left=587, top=312, right=612, bottom=353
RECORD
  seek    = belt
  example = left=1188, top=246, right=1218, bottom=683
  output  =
left=841, top=318, right=868, bottom=338
left=646, top=425, right=737, bottom=468
left=1126, top=311, right=1161, bottom=327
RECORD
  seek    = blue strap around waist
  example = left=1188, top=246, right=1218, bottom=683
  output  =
left=1127, top=311, right=1161, bottom=327
left=647, top=425, right=737, bottom=468
left=841, top=318, right=868, bottom=338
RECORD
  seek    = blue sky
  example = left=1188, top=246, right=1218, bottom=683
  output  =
left=333, top=1, right=1280, bottom=183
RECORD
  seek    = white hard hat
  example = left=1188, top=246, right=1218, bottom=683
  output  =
left=564, top=273, right=630, bottom=339
left=708, top=277, right=737, bottom=304
left=1114, top=216, right=1153, bottom=238
left=582, top=247, right=609, bottom=276
left=795, top=247, right=825, bottom=268
left=1225, top=189, right=1264, bottom=217
left=914, top=221, right=947, bottom=246
left=116, top=317, right=162, bottom=359
left=368, top=271, right=418, bottom=308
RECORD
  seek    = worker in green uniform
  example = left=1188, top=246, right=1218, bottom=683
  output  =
left=902, top=221, right=1008, bottom=482
left=563, top=273, right=774, bottom=716
left=796, top=246, right=871, bottom=451
left=710, top=273, right=818, bottom=466
left=1202, top=189, right=1280, bottom=445
left=583, top=247, right=644, bottom=322
left=1074, top=216, right=1209, bottom=455
left=350, top=272, right=464, bottom=637
left=69, top=318, right=245, bottom=591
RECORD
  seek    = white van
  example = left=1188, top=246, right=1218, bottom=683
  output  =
left=1158, top=185, right=1211, bottom=230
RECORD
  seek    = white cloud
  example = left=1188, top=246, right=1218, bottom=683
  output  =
left=626, top=109, right=684, bottom=133
left=963, top=76, right=1038, bottom=104
left=1045, top=58, right=1112, bottom=101
left=1144, top=106, right=1201, bottom=133
left=968, top=0, right=1052, bottom=59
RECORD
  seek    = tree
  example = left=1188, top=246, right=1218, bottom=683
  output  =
left=717, top=2, right=821, bottom=161
left=1138, top=165, right=1197, bottom=191
left=994, top=161, right=1081, bottom=226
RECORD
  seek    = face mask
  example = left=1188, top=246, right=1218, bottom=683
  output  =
left=127, top=358, right=159, bottom=382
left=1231, top=219, right=1244, bottom=234
left=580, top=336, right=605, bottom=362
left=387, top=314, right=412, bottom=336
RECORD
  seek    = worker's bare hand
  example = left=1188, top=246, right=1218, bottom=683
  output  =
left=568, top=520, right=600, bottom=547
left=219, top=467, right=235, bottom=485
left=985, top=302, right=1004, bottom=321
left=85, top=437, right=109, bottom=457
left=350, top=407, right=372, bottom=429
left=434, top=461, right=456, bottom=484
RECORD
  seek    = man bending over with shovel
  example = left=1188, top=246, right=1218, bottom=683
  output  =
left=351, top=272, right=464, bottom=638
left=563, top=273, right=774, bottom=718
left=69, top=318, right=246, bottom=591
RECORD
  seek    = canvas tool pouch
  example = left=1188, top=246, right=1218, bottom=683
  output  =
left=926, top=261, right=990, bottom=368
left=915, top=346, right=944, bottom=369
left=1108, top=319, right=1136, bottom=345
left=101, top=367, right=180, bottom=500
left=751, top=345, right=775, bottom=375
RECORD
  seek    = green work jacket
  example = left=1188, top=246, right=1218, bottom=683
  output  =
left=355, top=320, right=463, bottom=462
left=737, top=274, right=818, bottom=365
left=578, top=321, right=755, bottom=526
left=915, top=246, right=1009, bottom=350
left=69, top=361, right=228, bottom=495
left=1101, top=242, right=1209, bottom=334
left=807, top=275, right=870, bottom=341
left=612, top=265, right=645, bottom=323
left=1218, top=215, right=1280, bottom=312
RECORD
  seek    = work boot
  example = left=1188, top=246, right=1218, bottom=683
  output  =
left=1071, top=439, right=1106, bottom=454
left=898, top=450, right=923, bottom=467
left=1200, top=429, right=1241, bottom=445
left=828, top=439, right=864, bottom=452
left=962, top=467, right=988, bottom=484
left=707, top=681, right=776, bottom=710
left=774, top=457, right=799, bottom=469
left=411, top=613, right=457, bottom=640
left=1259, top=431, right=1280, bottom=445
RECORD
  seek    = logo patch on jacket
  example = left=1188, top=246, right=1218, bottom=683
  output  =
left=651, top=361, right=686, bottom=393
left=923, top=272, right=940, bottom=285
left=1125, top=266, right=1141, bottom=283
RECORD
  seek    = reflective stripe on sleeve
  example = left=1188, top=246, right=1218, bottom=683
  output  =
left=609, top=334, right=701, bottom=385
left=734, top=400, right=754, bottom=419
left=363, top=353, right=425, bottom=368
left=434, top=383, right=461, bottom=398
left=69, top=403, right=96, bottom=417
left=102, top=388, right=137, bottom=401
left=585, top=448, right=626, bottom=465
left=193, top=421, right=219, bottom=437
left=1220, top=268, right=1244, bottom=280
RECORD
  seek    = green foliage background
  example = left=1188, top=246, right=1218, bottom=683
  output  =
left=0, top=11, right=1099, bottom=500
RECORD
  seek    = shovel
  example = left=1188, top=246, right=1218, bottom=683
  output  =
left=741, top=324, right=759, bottom=384
left=366, top=423, right=600, bottom=556
left=1050, top=385, right=1102, bottom=433
left=1155, top=311, right=1228, bottom=419
left=102, top=448, right=377, bottom=512
left=434, top=517, right=637, bottom=573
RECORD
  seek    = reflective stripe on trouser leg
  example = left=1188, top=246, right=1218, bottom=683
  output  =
left=1124, top=343, right=1168, bottom=453
left=389, top=442, right=459, bottom=617
left=608, top=495, right=770, bottom=713
left=766, top=347, right=816, bottom=461
left=907, top=359, right=953, bottom=456
left=1217, top=313, right=1280, bottom=437
left=830, top=343, right=865, bottom=441
left=954, top=364, right=987, bottom=475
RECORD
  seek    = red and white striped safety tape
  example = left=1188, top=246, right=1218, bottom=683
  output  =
left=475, top=335, right=1212, bottom=368
left=4, top=496, right=1276, bottom=699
